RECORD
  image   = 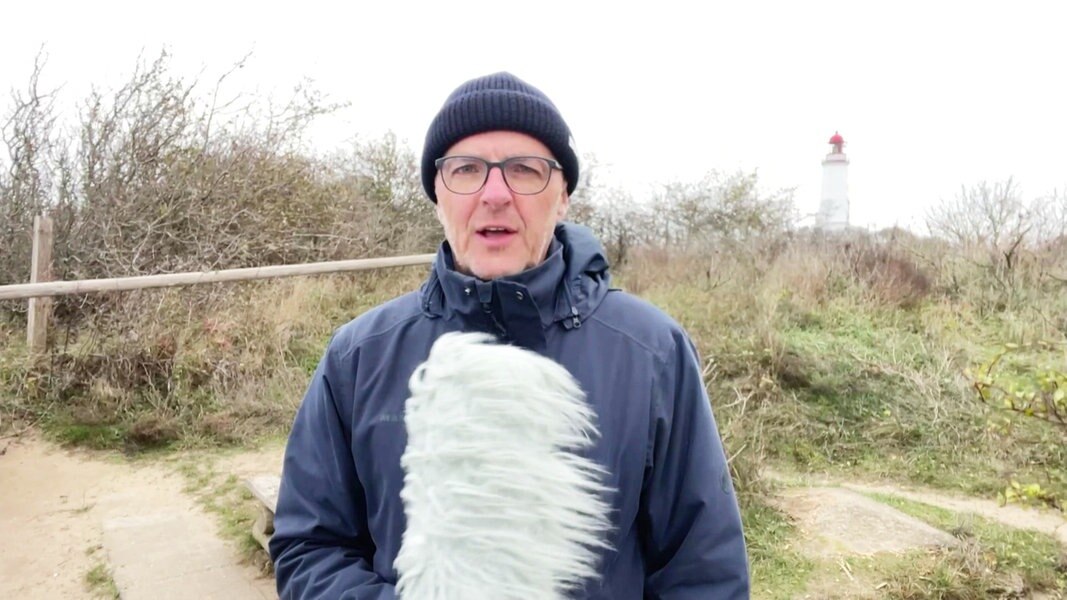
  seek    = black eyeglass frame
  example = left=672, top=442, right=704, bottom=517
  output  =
left=434, top=155, right=564, bottom=196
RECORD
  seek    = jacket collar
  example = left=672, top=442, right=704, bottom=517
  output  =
left=419, top=223, right=612, bottom=344
left=433, top=238, right=566, bottom=328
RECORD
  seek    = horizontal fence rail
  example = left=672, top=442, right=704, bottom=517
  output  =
left=0, top=254, right=436, bottom=301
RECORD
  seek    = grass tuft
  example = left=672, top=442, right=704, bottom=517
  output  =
left=866, top=493, right=1067, bottom=598
left=84, top=562, right=119, bottom=599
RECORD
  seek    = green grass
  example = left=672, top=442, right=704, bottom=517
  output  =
left=175, top=451, right=276, bottom=572
left=864, top=493, right=1067, bottom=597
left=726, top=297, right=1067, bottom=504
left=51, top=422, right=129, bottom=449
left=84, top=561, right=119, bottom=599
left=744, top=501, right=815, bottom=599
left=5, top=242, right=1067, bottom=598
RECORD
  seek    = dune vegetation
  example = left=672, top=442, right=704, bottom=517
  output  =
left=2, top=53, right=1065, bottom=598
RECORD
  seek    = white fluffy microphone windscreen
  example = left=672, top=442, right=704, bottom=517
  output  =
left=395, top=332, right=614, bottom=600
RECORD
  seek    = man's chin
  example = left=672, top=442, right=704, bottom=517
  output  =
left=468, top=260, right=526, bottom=281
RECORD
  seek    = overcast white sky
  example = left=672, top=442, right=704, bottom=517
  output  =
left=3, top=0, right=1065, bottom=231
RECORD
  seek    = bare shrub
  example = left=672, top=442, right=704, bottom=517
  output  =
left=0, top=51, right=443, bottom=444
left=1033, top=188, right=1067, bottom=285
left=574, top=187, right=652, bottom=266
left=0, top=52, right=67, bottom=293
left=653, top=170, right=795, bottom=250
left=927, top=179, right=1032, bottom=252
left=1031, top=188, right=1067, bottom=246
left=336, top=131, right=440, bottom=255
left=925, top=178, right=1067, bottom=308
left=1, top=52, right=438, bottom=318
left=61, top=53, right=344, bottom=280
left=573, top=169, right=795, bottom=270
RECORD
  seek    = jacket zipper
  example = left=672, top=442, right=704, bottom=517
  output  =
left=482, top=302, right=508, bottom=337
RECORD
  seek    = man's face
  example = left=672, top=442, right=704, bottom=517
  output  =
left=435, top=131, right=569, bottom=280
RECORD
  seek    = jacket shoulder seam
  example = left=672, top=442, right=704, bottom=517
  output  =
left=332, top=297, right=424, bottom=361
left=585, top=297, right=676, bottom=367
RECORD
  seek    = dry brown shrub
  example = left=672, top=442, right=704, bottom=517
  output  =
left=846, top=244, right=932, bottom=309
left=2, top=266, right=427, bottom=445
left=128, top=414, right=181, bottom=447
left=616, top=246, right=686, bottom=296
left=0, top=52, right=442, bottom=446
left=878, top=540, right=1035, bottom=600
left=761, top=230, right=932, bottom=310
left=1, top=51, right=438, bottom=321
left=763, top=241, right=834, bottom=304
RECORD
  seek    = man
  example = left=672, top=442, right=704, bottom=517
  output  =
left=270, top=72, right=750, bottom=599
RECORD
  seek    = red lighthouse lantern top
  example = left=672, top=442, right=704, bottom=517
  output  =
left=829, top=132, right=845, bottom=153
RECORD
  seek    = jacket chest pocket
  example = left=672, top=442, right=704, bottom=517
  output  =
left=355, top=411, right=408, bottom=515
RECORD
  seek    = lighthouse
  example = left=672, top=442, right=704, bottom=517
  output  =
left=817, top=132, right=850, bottom=231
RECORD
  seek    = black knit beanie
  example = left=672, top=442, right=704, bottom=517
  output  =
left=421, top=72, right=579, bottom=203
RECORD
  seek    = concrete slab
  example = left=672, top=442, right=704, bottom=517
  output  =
left=1, top=435, right=281, bottom=599
left=772, top=486, right=960, bottom=557
left=103, top=510, right=275, bottom=600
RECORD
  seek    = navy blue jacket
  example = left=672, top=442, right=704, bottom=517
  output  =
left=270, top=223, right=749, bottom=599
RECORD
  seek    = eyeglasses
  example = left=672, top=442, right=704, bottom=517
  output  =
left=435, top=156, right=563, bottom=195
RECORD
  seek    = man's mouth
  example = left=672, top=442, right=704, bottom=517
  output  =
left=477, top=226, right=517, bottom=239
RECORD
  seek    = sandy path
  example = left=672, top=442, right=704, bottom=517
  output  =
left=768, top=468, right=1067, bottom=548
left=4, top=434, right=1063, bottom=599
left=766, top=472, right=1067, bottom=599
left=212, top=443, right=285, bottom=487
left=0, top=434, right=277, bottom=599
left=842, top=480, right=1067, bottom=547
left=0, top=434, right=142, bottom=598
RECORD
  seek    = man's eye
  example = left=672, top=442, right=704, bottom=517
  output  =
left=452, top=163, right=482, bottom=175
left=507, top=161, right=542, bottom=176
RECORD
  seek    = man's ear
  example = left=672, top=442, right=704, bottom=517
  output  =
left=556, top=191, right=570, bottom=220
left=434, top=200, right=446, bottom=226
left=433, top=179, right=447, bottom=225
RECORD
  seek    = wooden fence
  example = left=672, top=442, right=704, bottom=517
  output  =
left=1, top=215, right=435, bottom=354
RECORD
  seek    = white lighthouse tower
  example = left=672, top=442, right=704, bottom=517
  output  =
left=816, top=132, right=850, bottom=231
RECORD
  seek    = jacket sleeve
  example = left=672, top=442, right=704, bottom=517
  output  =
left=639, top=332, right=750, bottom=599
left=269, top=341, right=396, bottom=600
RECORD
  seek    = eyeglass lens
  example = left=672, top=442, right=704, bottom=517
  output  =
left=439, top=157, right=553, bottom=195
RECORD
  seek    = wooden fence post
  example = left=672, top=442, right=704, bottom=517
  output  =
left=27, top=214, right=54, bottom=353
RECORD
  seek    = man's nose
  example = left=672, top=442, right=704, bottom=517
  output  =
left=480, top=166, right=513, bottom=206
